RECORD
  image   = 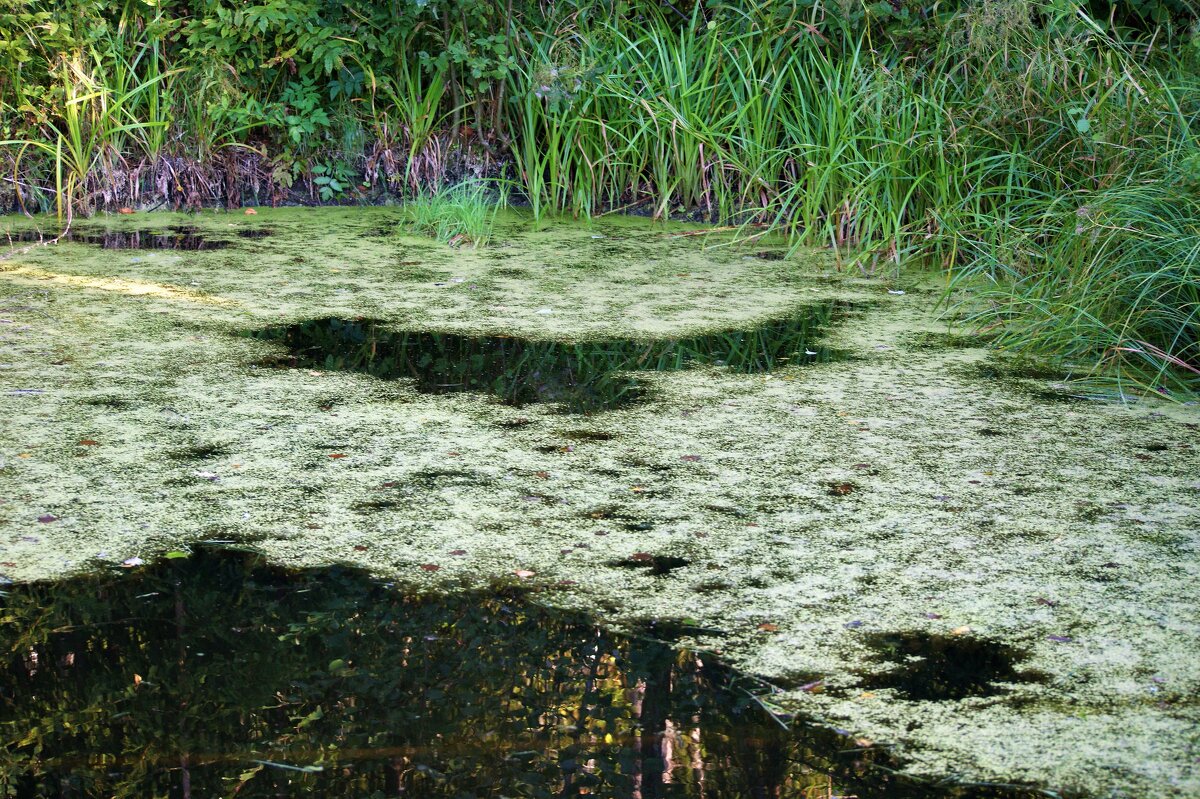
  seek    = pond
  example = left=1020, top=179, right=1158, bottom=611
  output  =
left=1, top=548, right=1038, bottom=799
left=1, top=208, right=1197, bottom=799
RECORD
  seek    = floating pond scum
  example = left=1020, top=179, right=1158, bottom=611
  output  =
left=246, top=302, right=851, bottom=413
left=0, top=548, right=1044, bottom=799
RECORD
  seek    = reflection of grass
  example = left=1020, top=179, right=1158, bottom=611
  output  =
left=399, top=181, right=503, bottom=248
left=0, top=547, right=903, bottom=798
left=250, top=305, right=847, bottom=412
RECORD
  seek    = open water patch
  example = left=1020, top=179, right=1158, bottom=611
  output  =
left=244, top=303, right=852, bottom=413
left=5, top=226, right=233, bottom=250
left=858, top=631, right=1048, bottom=701
left=0, top=548, right=1046, bottom=799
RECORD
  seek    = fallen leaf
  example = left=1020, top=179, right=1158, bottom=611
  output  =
left=758, top=622, right=779, bottom=632
left=514, top=569, right=535, bottom=578
left=353, top=545, right=368, bottom=552
left=828, top=482, right=855, bottom=496
left=630, top=485, right=648, bottom=493
left=629, top=552, right=653, bottom=562
left=535, top=470, right=550, bottom=479
left=858, top=691, right=876, bottom=699
left=419, top=563, right=440, bottom=572
left=17, top=453, right=31, bottom=458
left=951, top=625, right=972, bottom=635
left=244, top=208, right=257, bottom=215
left=1036, top=597, right=1058, bottom=607
left=329, top=453, right=347, bottom=459
left=78, top=439, right=99, bottom=446
left=118, top=208, right=135, bottom=215
left=449, top=549, right=467, bottom=556
left=0, top=562, right=15, bottom=568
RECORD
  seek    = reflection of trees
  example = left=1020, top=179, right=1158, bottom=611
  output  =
left=1, top=550, right=1014, bottom=798
left=250, top=305, right=845, bottom=413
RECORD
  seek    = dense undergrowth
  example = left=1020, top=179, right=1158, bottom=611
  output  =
left=1, top=0, right=1198, bottom=395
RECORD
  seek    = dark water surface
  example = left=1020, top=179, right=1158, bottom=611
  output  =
left=0, top=549, right=1044, bottom=799
left=247, top=304, right=850, bottom=413
left=4, top=227, right=233, bottom=250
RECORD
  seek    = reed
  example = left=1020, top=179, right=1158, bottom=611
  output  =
left=399, top=179, right=504, bottom=248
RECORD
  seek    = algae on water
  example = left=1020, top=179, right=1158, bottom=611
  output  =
left=1, top=208, right=1198, bottom=798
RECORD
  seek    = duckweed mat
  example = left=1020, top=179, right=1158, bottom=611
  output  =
left=1, top=207, right=1198, bottom=798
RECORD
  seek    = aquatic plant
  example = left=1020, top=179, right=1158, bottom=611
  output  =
left=398, top=179, right=503, bottom=248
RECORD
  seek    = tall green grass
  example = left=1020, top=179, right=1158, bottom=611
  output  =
left=399, top=180, right=503, bottom=247
left=488, top=1, right=1198, bottom=393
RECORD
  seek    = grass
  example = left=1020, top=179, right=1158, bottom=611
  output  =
left=399, top=180, right=503, bottom=248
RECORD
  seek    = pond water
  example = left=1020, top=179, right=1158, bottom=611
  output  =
left=3, top=208, right=1196, bottom=798
left=247, top=307, right=848, bottom=413
left=4, top=226, right=232, bottom=250
left=0, top=548, right=1042, bottom=799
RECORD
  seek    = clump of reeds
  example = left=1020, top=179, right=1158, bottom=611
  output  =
left=399, top=180, right=503, bottom=248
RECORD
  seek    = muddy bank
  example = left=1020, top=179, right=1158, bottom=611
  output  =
left=1, top=208, right=1197, bottom=797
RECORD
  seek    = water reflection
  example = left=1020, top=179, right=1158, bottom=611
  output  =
left=4, top=226, right=230, bottom=250
left=248, top=305, right=849, bottom=413
left=0, top=550, right=1038, bottom=798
